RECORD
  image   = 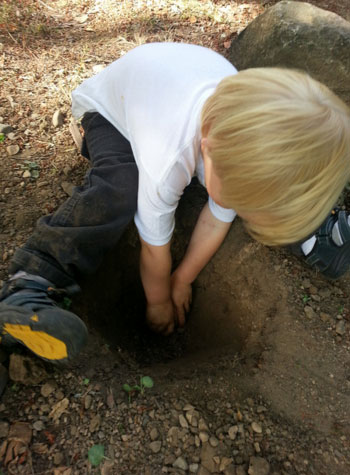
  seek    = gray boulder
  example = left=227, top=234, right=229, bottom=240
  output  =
left=229, top=1, right=350, bottom=104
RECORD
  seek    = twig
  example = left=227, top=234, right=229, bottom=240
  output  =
left=7, top=30, right=18, bottom=44
left=37, top=0, right=57, bottom=13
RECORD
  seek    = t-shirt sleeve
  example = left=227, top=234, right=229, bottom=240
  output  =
left=134, top=160, right=192, bottom=245
left=208, top=196, right=236, bottom=223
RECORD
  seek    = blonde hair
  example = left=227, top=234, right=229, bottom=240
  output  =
left=201, top=68, right=350, bottom=246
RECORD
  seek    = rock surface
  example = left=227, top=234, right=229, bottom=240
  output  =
left=229, top=1, right=350, bottom=104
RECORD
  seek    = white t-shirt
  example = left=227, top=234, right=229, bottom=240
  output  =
left=72, top=42, right=237, bottom=245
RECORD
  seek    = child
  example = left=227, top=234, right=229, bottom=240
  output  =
left=0, top=43, right=349, bottom=363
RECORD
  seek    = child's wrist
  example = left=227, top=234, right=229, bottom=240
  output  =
left=147, top=297, right=172, bottom=307
left=172, top=268, right=194, bottom=286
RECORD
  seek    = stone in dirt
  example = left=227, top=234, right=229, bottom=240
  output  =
left=200, top=442, right=218, bottom=472
left=6, top=145, right=19, bottom=156
left=93, top=64, right=105, bottom=74
left=248, top=456, right=270, bottom=475
left=61, top=181, right=75, bottom=197
left=52, top=110, right=65, bottom=127
left=149, top=427, right=159, bottom=440
left=197, top=466, right=211, bottom=475
left=9, top=354, right=47, bottom=385
left=89, top=413, right=101, bottom=433
left=149, top=440, right=161, bottom=453
left=251, top=422, right=262, bottom=434
left=0, top=421, right=9, bottom=438
left=229, top=1, right=350, bottom=104
left=335, top=320, right=346, bottom=335
left=173, top=456, right=188, bottom=471
left=0, top=124, right=14, bottom=134
left=8, top=422, right=32, bottom=445
left=53, top=468, right=72, bottom=475
left=228, top=425, right=238, bottom=440
left=41, top=381, right=56, bottom=398
left=53, top=452, right=64, bottom=465
left=179, top=413, right=189, bottom=428
left=304, top=306, right=316, bottom=319
left=33, top=420, right=45, bottom=431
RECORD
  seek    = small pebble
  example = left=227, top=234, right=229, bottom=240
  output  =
left=7, top=145, right=19, bottom=156
left=173, top=456, right=188, bottom=471
left=0, top=124, right=13, bottom=134
left=150, top=427, right=159, bottom=441
left=53, top=452, right=64, bottom=465
left=335, top=320, right=346, bottom=336
left=251, top=422, right=262, bottom=434
left=209, top=436, right=219, bottom=447
left=52, top=110, right=64, bottom=127
left=33, top=420, right=45, bottom=431
left=149, top=441, right=162, bottom=453
left=179, top=414, right=188, bottom=429
left=41, top=382, right=55, bottom=398
left=228, top=425, right=238, bottom=440
left=0, top=421, right=9, bottom=438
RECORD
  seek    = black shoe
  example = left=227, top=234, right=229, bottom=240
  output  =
left=0, top=363, right=8, bottom=397
left=0, top=278, right=88, bottom=362
left=293, top=210, right=350, bottom=279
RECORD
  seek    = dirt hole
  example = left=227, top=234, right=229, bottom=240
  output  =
left=74, top=183, right=286, bottom=366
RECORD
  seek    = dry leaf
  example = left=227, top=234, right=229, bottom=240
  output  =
left=106, top=388, right=115, bottom=409
left=54, top=468, right=72, bottom=475
left=9, top=354, right=47, bottom=385
left=89, top=414, right=101, bottom=433
left=8, top=422, right=32, bottom=445
left=189, top=16, right=197, bottom=24
left=76, top=14, right=88, bottom=24
left=0, top=440, right=8, bottom=460
left=49, top=398, right=69, bottom=422
left=32, top=443, right=48, bottom=455
left=101, top=461, right=115, bottom=475
left=224, top=40, right=231, bottom=49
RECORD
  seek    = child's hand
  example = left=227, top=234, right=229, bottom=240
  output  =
left=171, top=273, right=192, bottom=326
left=146, top=300, right=175, bottom=335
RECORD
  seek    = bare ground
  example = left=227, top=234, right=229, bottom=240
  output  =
left=0, top=1, right=350, bottom=474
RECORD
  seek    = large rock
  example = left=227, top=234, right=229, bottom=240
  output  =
left=229, top=1, right=350, bottom=104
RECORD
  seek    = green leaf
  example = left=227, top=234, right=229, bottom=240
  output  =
left=122, top=383, right=132, bottom=392
left=141, top=376, right=154, bottom=388
left=83, top=378, right=90, bottom=385
left=88, top=444, right=105, bottom=467
left=0, top=133, right=5, bottom=143
left=26, top=161, right=39, bottom=169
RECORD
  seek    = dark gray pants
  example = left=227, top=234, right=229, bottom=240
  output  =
left=9, top=113, right=139, bottom=291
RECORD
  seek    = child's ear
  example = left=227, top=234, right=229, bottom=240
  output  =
left=201, top=137, right=208, bottom=152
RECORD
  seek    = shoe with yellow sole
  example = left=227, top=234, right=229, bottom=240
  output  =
left=0, top=277, right=88, bottom=362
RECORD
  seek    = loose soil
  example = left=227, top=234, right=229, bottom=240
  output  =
left=0, top=1, right=350, bottom=474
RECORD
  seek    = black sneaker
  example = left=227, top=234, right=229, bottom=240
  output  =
left=293, top=210, right=350, bottom=279
left=0, top=363, right=8, bottom=397
left=0, top=278, right=88, bottom=362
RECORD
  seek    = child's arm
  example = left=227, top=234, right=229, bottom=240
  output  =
left=140, top=238, right=176, bottom=335
left=171, top=202, right=231, bottom=322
